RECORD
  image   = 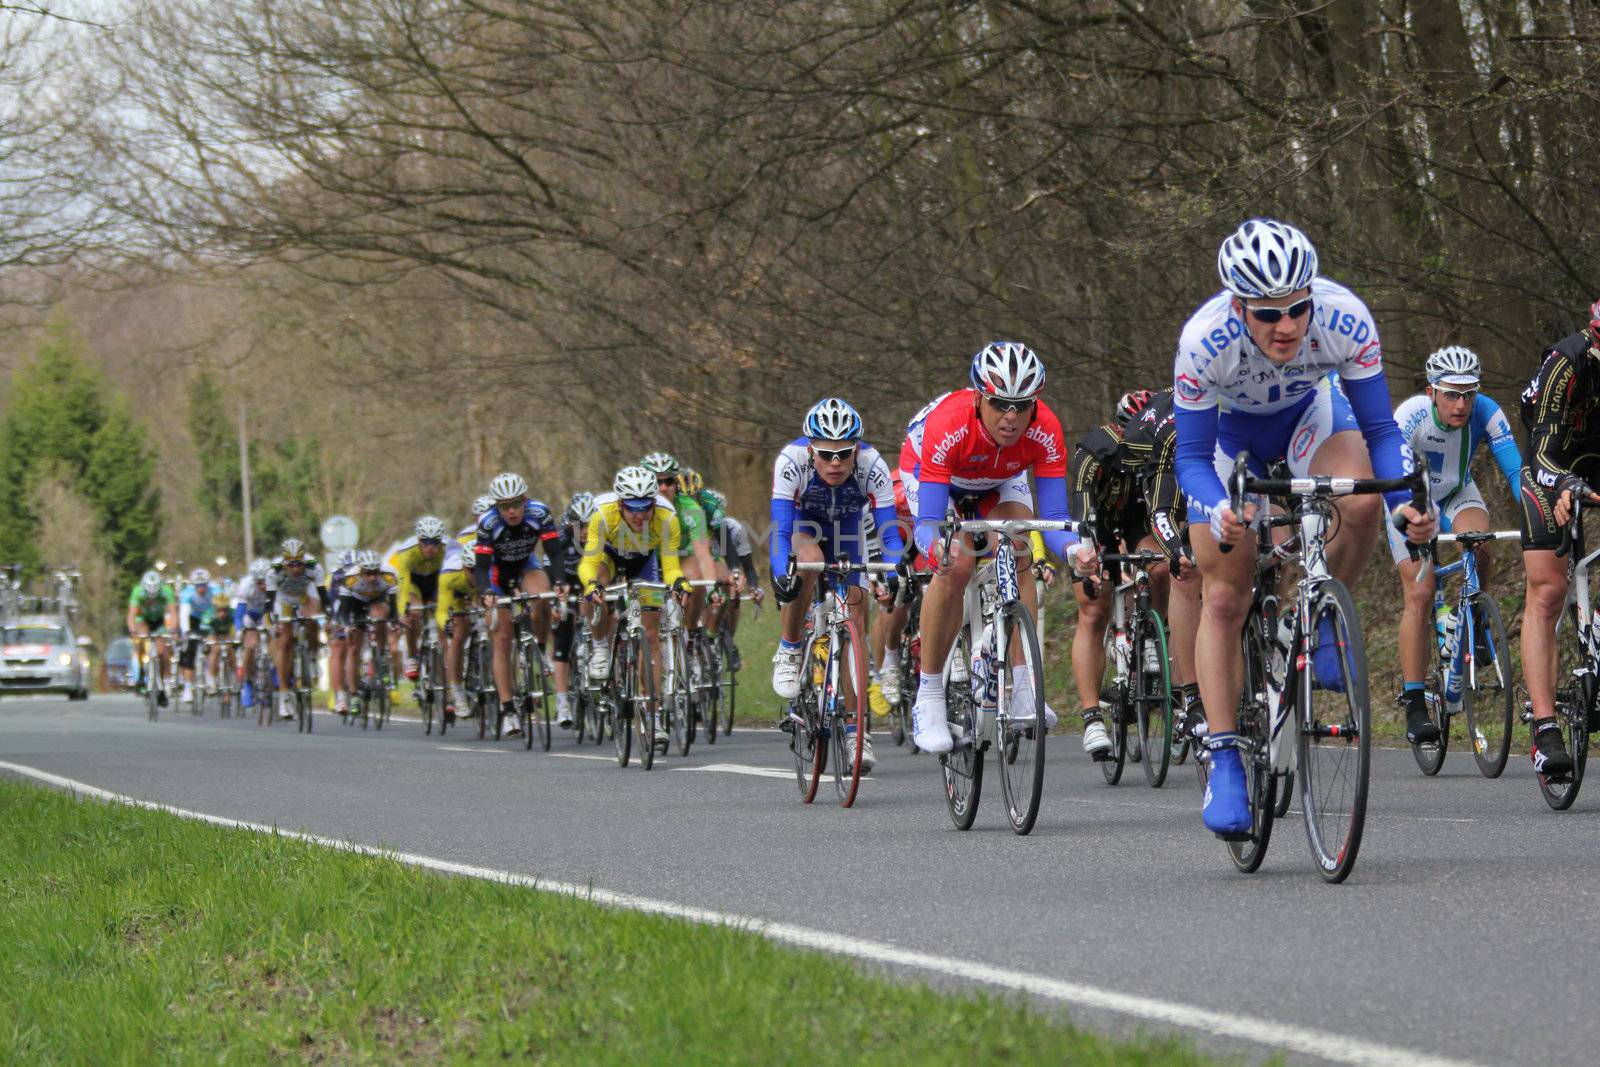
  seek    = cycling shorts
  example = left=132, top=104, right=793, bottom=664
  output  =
left=402, top=571, right=439, bottom=611
left=596, top=549, right=665, bottom=607
left=1520, top=456, right=1600, bottom=550
left=1186, top=375, right=1359, bottom=526
left=1387, top=480, right=1487, bottom=563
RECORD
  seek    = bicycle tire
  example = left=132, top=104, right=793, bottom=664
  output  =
left=1136, top=608, right=1173, bottom=788
left=1412, top=619, right=1450, bottom=774
left=683, top=633, right=700, bottom=747
left=1463, top=594, right=1514, bottom=778
left=720, top=630, right=737, bottom=736
left=1537, top=603, right=1592, bottom=810
left=419, top=642, right=435, bottom=736
left=1273, top=768, right=1294, bottom=818
left=522, top=641, right=551, bottom=752
left=633, top=629, right=657, bottom=771
left=1226, top=611, right=1275, bottom=873
left=1296, top=579, right=1371, bottom=883
left=297, top=643, right=314, bottom=734
left=1099, top=626, right=1128, bottom=785
left=145, top=652, right=159, bottom=722
left=831, top=617, right=869, bottom=808
left=667, top=629, right=691, bottom=758
left=613, top=636, right=633, bottom=767
left=941, top=629, right=983, bottom=830
left=792, top=634, right=826, bottom=803
left=701, top=638, right=720, bottom=744
left=997, top=602, right=1047, bottom=834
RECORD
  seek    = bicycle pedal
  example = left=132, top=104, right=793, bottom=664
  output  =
left=1211, top=830, right=1253, bottom=843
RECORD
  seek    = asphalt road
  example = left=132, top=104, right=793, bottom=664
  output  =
left=3, top=692, right=1595, bottom=1066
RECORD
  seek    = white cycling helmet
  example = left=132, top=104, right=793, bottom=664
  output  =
left=355, top=549, right=382, bottom=572
left=280, top=538, right=307, bottom=562
left=613, top=465, right=657, bottom=501
left=189, top=567, right=211, bottom=585
left=702, top=487, right=728, bottom=512
left=566, top=491, right=596, bottom=525
left=415, top=515, right=447, bottom=541
left=140, top=570, right=163, bottom=594
left=803, top=397, right=863, bottom=442
left=472, top=494, right=495, bottom=516
left=969, top=341, right=1047, bottom=401
left=1217, top=218, right=1319, bottom=300
left=1425, top=345, right=1481, bottom=387
left=640, top=451, right=679, bottom=475
left=249, top=557, right=271, bottom=581
left=488, top=472, right=527, bottom=503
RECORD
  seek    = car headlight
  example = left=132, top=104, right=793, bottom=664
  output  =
left=57, top=653, right=72, bottom=666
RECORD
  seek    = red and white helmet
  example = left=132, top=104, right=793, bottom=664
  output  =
left=1115, top=389, right=1153, bottom=426
left=969, top=342, right=1046, bottom=402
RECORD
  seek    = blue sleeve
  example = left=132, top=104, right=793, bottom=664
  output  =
left=1033, top=475, right=1079, bottom=561
left=1343, top=373, right=1412, bottom=510
left=233, top=603, right=247, bottom=628
left=768, top=497, right=796, bottom=578
left=1473, top=394, right=1524, bottom=491
left=1175, top=405, right=1225, bottom=517
left=913, top=480, right=951, bottom=554
left=871, top=503, right=904, bottom=567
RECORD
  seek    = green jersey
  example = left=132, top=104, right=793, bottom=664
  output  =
left=128, top=582, right=175, bottom=623
left=671, top=493, right=708, bottom=556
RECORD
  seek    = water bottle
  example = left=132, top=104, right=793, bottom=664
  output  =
left=1142, top=636, right=1161, bottom=674
left=1435, top=593, right=1457, bottom=653
left=1113, top=627, right=1132, bottom=676
left=1272, top=613, right=1294, bottom=684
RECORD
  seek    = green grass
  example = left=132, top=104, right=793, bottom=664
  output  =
left=0, top=780, right=1213, bottom=1066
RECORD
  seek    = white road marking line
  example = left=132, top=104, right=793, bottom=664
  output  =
left=438, top=745, right=509, bottom=754
left=0, top=759, right=1481, bottom=1067
left=676, top=762, right=804, bottom=780
left=553, top=753, right=620, bottom=762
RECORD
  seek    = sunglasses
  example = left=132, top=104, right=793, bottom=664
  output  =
left=1242, top=297, right=1314, bottom=324
left=983, top=396, right=1036, bottom=415
left=622, top=498, right=656, bottom=513
left=1435, top=387, right=1478, bottom=404
left=656, top=477, right=677, bottom=486
left=419, top=538, right=443, bottom=546
left=812, top=446, right=856, bottom=463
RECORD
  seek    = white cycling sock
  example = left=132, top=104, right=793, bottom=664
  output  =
left=917, top=670, right=944, bottom=706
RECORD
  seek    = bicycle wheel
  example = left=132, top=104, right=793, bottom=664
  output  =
left=941, top=630, right=983, bottom=830
left=613, top=638, right=633, bottom=767
left=522, top=642, right=551, bottom=752
left=1226, top=612, right=1276, bottom=873
left=830, top=617, right=869, bottom=808
left=997, top=602, right=1047, bottom=835
left=1462, top=594, right=1514, bottom=778
left=1135, top=608, right=1173, bottom=788
left=218, top=646, right=237, bottom=720
left=791, top=635, right=826, bottom=803
left=474, top=639, right=490, bottom=740
left=297, top=643, right=314, bottom=734
left=1296, top=579, right=1371, bottom=883
left=720, top=630, right=737, bottom=736
left=374, top=647, right=392, bottom=730
left=1412, top=625, right=1450, bottom=775
left=145, top=654, right=159, bottom=721
left=1099, top=628, right=1129, bottom=785
left=666, top=630, right=691, bottom=758
left=632, top=630, right=657, bottom=771
left=701, top=639, right=720, bottom=744
left=418, top=643, right=435, bottom=736
left=1537, top=603, right=1592, bottom=810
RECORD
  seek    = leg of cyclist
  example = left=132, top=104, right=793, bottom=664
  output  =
left=998, top=510, right=1053, bottom=734
left=520, top=565, right=552, bottom=643
left=1070, top=531, right=1114, bottom=760
left=1305, top=428, right=1381, bottom=687
left=551, top=599, right=575, bottom=728
left=1191, top=504, right=1258, bottom=835
left=327, top=623, right=349, bottom=715
left=772, top=533, right=824, bottom=701
left=910, top=533, right=977, bottom=754
left=269, top=613, right=295, bottom=719
left=239, top=624, right=258, bottom=708
left=1167, top=551, right=1202, bottom=738
left=643, top=599, right=666, bottom=746
left=1522, top=465, right=1574, bottom=775
left=488, top=578, right=519, bottom=737
left=586, top=558, right=619, bottom=681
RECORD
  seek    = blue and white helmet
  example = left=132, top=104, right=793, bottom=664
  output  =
left=1217, top=218, right=1318, bottom=300
left=1425, top=345, right=1481, bottom=387
left=803, top=397, right=863, bottom=442
left=969, top=342, right=1046, bottom=401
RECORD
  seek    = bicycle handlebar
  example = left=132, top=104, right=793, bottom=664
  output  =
left=794, top=560, right=897, bottom=576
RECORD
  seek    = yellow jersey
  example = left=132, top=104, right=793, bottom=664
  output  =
left=578, top=493, right=683, bottom=587
left=386, top=535, right=460, bottom=611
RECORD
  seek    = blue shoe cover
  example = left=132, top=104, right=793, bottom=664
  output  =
left=1202, top=744, right=1251, bottom=836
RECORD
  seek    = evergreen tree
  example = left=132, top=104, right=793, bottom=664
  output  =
left=187, top=371, right=240, bottom=546
left=83, top=397, right=161, bottom=589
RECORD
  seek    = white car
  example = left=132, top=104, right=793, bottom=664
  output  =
left=0, top=616, right=90, bottom=699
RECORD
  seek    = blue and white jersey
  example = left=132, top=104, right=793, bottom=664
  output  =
left=1394, top=393, right=1522, bottom=506
left=1172, top=276, right=1410, bottom=515
left=769, top=438, right=902, bottom=575
left=1173, top=278, right=1382, bottom=417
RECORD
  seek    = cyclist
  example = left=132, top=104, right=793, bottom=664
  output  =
left=550, top=491, right=596, bottom=729
left=177, top=567, right=223, bottom=706
left=322, top=549, right=357, bottom=714
left=460, top=494, right=494, bottom=542
left=1518, top=300, right=1600, bottom=777
left=387, top=515, right=460, bottom=682
left=474, top=472, right=563, bottom=739
left=1066, top=388, right=1170, bottom=759
left=1174, top=218, right=1433, bottom=836
left=700, top=486, right=761, bottom=670
left=641, top=453, right=720, bottom=633
left=1119, top=388, right=1204, bottom=742
left=768, top=397, right=902, bottom=772
left=581, top=465, right=691, bottom=749
left=126, top=569, right=177, bottom=706
left=232, top=557, right=273, bottom=708
left=266, top=539, right=331, bottom=721
left=1390, top=346, right=1522, bottom=739
left=334, top=549, right=400, bottom=711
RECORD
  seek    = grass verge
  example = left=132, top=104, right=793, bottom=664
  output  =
left=0, top=779, right=1211, bottom=1065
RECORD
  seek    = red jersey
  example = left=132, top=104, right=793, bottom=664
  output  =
left=909, top=390, right=1068, bottom=492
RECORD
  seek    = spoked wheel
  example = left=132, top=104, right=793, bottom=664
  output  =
left=1136, top=609, right=1173, bottom=789
left=720, top=632, right=737, bottom=737
left=829, top=618, right=869, bottom=808
left=631, top=632, right=657, bottom=771
left=1410, top=682, right=1449, bottom=776
left=791, top=636, right=826, bottom=803
left=700, top=640, right=720, bottom=744
left=997, top=603, right=1047, bottom=835
left=611, top=644, right=633, bottom=767
left=296, top=645, right=315, bottom=734
left=1463, top=594, right=1514, bottom=778
left=1537, top=604, right=1592, bottom=810
left=1297, top=579, right=1372, bottom=883
left=374, top=651, right=391, bottom=730
left=418, top=646, right=436, bottom=736
left=1227, top=614, right=1276, bottom=874
left=1273, top=768, right=1294, bottom=818
left=1099, top=628, right=1128, bottom=785
left=941, top=631, right=983, bottom=830
left=522, top=643, right=551, bottom=752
